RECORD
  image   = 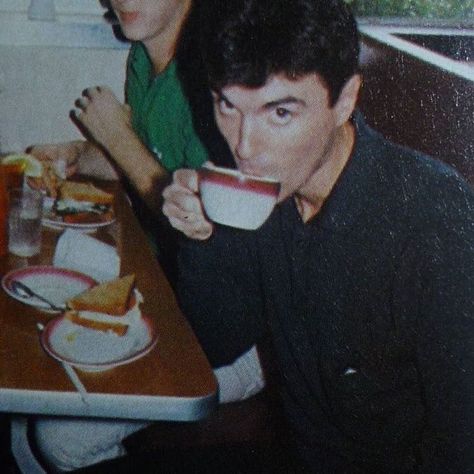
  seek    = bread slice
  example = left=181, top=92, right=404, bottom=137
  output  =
left=64, top=311, right=128, bottom=336
left=59, top=181, right=114, bottom=205
left=67, top=274, right=136, bottom=316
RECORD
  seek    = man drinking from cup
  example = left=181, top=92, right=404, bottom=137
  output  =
left=163, top=0, right=474, bottom=472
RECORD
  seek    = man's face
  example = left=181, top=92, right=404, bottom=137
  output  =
left=110, top=0, right=189, bottom=45
left=213, top=74, right=345, bottom=202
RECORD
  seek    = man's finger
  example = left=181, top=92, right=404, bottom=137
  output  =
left=163, top=199, right=198, bottom=222
left=168, top=217, right=213, bottom=241
left=82, top=86, right=101, bottom=98
left=75, top=97, right=89, bottom=110
left=174, top=169, right=199, bottom=193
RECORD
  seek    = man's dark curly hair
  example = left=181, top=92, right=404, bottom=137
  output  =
left=200, top=0, right=359, bottom=106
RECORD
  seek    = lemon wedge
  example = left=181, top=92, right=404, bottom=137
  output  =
left=1, top=153, right=43, bottom=178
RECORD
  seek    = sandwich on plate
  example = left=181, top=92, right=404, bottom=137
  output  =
left=20, top=155, right=114, bottom=224
left=54, top=181, right=114, bottom=224
left=65, top=274, right=143, bottom=337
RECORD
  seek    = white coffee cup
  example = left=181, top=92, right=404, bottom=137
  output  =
left=199, top=163, right=280, bottom=230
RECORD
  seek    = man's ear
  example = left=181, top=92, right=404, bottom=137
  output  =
left=333, top=74, right=361, bottom=126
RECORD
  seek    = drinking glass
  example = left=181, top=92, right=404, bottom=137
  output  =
left=8, top=188, right=43, bottom=257
left=2, top=163, right=25, bottom=190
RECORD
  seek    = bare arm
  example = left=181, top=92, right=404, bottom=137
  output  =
left=73, top=86, right=169, bottom=214
left=75, top=141, right=118, bottom=180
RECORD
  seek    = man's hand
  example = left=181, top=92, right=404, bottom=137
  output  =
left=162, top=168, right=213, bottom=240
left=73, top=86, right=132, bottom=151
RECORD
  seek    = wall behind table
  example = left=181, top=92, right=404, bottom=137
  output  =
left=359, top=33, right=473, bottom=184
left=0, top=16, right=129, bottom=152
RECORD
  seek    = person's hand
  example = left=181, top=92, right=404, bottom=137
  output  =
left=27, top=141, right=80, bottom=178
left=162, top=168, right=213, bottom=240
left=26, top=141, right=83, bottom=197
left=73, top=86, right=132, bottom=151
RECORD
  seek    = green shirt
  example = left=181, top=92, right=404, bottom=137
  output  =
left=125, top=42, right=209, bottom=172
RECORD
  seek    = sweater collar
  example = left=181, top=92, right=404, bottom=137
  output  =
left=281, top=111, right=385, bottom=233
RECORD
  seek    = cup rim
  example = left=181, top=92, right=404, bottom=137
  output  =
left=200, top=163, right=279, bottom=185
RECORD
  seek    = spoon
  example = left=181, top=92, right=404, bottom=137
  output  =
left=11, top=280, right=64, bottom=312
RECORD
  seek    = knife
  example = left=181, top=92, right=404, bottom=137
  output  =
left=36, top=323, right=89, bottom=405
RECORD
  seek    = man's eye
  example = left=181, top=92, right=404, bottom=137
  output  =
left=272, top=107, right=292, bottom=124
left=218, top=98, right=235, bottom=114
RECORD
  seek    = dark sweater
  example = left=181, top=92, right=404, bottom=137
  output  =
left=177, top=115, right=474, bottom=473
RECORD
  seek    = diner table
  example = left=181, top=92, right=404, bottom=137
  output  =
left=0, top=178, right=218, bottom=423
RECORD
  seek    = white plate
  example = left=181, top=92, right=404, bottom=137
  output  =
left=41, top=314, right=158, bottom=372
left=42, top=197, right=115, bottom=231
left=2, top=266, right=97, bottom=313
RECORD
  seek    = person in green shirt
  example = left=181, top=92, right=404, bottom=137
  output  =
left=28, top=0, right=210, bottom=234
left=126, top=42, right=209, bottom=172
left=28, top=0, right=226, bottom=281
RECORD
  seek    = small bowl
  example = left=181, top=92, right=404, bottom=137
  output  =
left=199, top=164, right=280, bottom=230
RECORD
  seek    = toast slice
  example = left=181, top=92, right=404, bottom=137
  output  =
left=59, top=181, right=114, bottom=205
left=67, top=274, right=136, bottom=316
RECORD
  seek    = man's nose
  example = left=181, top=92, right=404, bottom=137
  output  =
left=235, top=117, right=257, bottom=161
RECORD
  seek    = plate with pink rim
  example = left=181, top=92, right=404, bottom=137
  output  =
left=42, top=197, right=115, bottom=232
left=2, top=266, right=97, bottom=313
left=40, top=314, right=158, bottom=372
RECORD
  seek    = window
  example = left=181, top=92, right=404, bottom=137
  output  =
left=0, top=0, right=105, bottom=17
left=346, top=0, right=474, bottom=24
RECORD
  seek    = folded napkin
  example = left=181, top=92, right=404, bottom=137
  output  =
left=53, top=229, right=120, bottom=283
